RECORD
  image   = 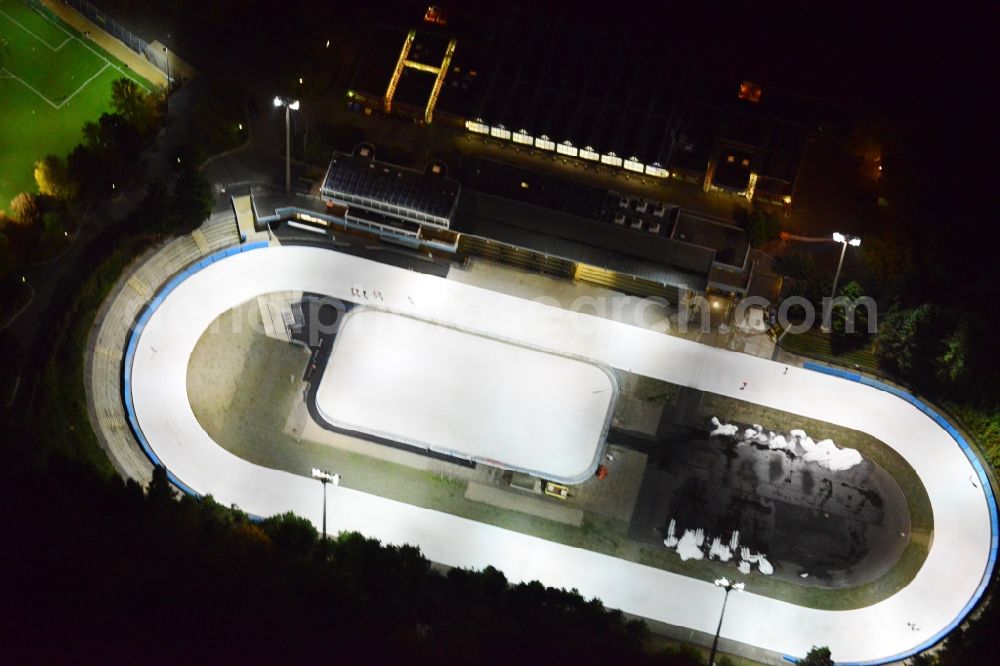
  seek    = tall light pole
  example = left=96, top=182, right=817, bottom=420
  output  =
left=274, top=96, right=300, bottom=195
left=821, top=232, right=862, bottom=332
left=707, top=577, right=744, bottom=666
left=311, top=468, right=340, bottom=541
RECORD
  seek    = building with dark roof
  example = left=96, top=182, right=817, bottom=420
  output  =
left=674, top=76, right=816, bottom=204
left=452, top=158, right=758, bottom=299
left=319, top=152, right=460, bottom=228
left=318, top=150, right=754, bottom=300
left=348, top=8, right=850, bottom=208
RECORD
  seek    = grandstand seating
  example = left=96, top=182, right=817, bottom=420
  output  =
left=320, top=153, right=460, bottom=227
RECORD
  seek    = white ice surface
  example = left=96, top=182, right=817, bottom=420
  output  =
left=131, top=245, right=993, bottom=663
left=315, top=308, right=615, bottom=483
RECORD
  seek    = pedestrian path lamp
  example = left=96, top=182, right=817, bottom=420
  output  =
left=274, top=96, right=300, bottom=195
left=311, top=468, right=339, bottom=541
left=708, top=577, right=744, bottom=666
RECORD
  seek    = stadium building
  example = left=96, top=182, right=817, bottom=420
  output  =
left=318, top=149, right=753, bottom=303
left=348, top=6, right=829, bottom=207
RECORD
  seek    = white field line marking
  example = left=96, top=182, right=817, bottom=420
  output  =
left=27, top=2, right=154, bottom=91
left=0, top=2, right=151, bottom=106
left=0, top=65, right=58, bottom=107
left=59, top=61, right=107, bottom=107
left=0, top=7, right=71, bottom=51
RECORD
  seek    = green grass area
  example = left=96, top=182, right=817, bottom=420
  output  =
left=0, top=0, right=152, bottom=207
left=778, top=326, right=879, bottom=373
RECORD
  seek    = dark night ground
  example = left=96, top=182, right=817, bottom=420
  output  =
left=620, top=387, right=910, bottom=588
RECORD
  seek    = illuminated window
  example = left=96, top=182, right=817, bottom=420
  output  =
left=600, top=152, right=623, bottom=167
left=623, top=157, right=644, bottom=173
left=726, top=155, right=735, bottom=164
left=490, top=125, right=511, bottom=140
left=741, top=158, right=750, bottom=167
left=556, top=141, right=578, bottom=157
left=645, top=163, right=669, bottom=178
left=465, top=119, right=489, bottom=134
left=535, top=135, right=555, bottom=151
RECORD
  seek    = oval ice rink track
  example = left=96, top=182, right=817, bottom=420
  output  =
left=128, top=245, right=995, bottom=664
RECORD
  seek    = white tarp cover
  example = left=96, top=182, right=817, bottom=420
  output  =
left=316, top=308, right=616, bottom=483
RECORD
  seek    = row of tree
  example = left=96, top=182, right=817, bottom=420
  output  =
left=0, top=459, right=716, bottom=664
left=0, top=79, right=166, bottom=289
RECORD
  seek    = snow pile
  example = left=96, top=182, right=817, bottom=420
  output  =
left=710, top=419, right=863, bottom=471
left=709, top=536, right=733, bottom=562
left=738, top=547, right=774, bottom=576
left=798, top=437, right=864, bottom=471
left=676, top=529, right=705, bottom=561
left=710, top=417, right=739, bottom=438
left=663, top=522, right=771, bottom=575
left=662, top=518, right=679, bottom=548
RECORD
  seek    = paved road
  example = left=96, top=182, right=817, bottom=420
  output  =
left=128, top=244, right=995, bottom=665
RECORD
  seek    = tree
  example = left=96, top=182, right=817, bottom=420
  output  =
left=830, top=281, right=873, bottom=351
left=0, top=231, right=13, bottom=282
left=743, top=208, right=781, bottom=247
left=863, top=230, right=914, bottom=288
left=171, top=162, right=213, bottom=232
left=72, top=113, right=144, bottom=201
left=935, top=317, right=971, bottom=389
left=875, top=304, right=951, bottom=386
left=799, top=646, right=834, bottom=666
left=147, top=464, right=176, bottom=505
left=774, top=252, right=815, bottom=280
left=41, top=211, right=65, bottom=237
left=8, top=193, right=39, bottom=226
left=34, top=155, right=78, bottom=200
left=83, top=112, right=143, bottom=163
left=111, top=77, right=164, bottom=136
left=66, top=144, right=108, bottom=203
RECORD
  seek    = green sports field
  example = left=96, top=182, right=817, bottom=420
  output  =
left=0, top=0, right=152, bottom=208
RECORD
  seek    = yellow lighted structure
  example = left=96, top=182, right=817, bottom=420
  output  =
left=384, top=29, right=457, bottom=124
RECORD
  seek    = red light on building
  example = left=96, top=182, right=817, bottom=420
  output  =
left=738, top=81, right=762, bottom=103
left=424, top=5, right=447, bottom=25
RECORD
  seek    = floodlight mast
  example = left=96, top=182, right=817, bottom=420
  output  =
left=708, top=578, right=745, bottom=666
left=311, top=468, right=340, bottom=541
left=274, top=96, right=301, bottom=195
left=822, top=232, right=863, bottom=332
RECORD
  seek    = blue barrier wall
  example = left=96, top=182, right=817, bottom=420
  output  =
left=117, top=247, right=996, bottom=663
left=121, top=242, right=270, bottom=499
left=803, top=361, right=999, bottom=665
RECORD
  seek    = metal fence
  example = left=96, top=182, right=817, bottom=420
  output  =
left=32, top=0, right=170, bottom=80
